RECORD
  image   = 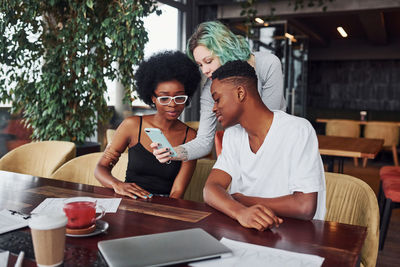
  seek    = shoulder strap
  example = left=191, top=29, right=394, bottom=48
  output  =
left=138, top=116, right=143, bottom=142
left=182, top=126, right=189, bottom=144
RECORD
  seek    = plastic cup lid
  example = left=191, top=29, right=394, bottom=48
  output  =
left=29, top=213, right=68, bottom=230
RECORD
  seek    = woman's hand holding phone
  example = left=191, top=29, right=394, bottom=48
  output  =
left=150, top=142, right=175, bottom=163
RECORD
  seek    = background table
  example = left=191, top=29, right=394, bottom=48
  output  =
left=0, top=170, right=366, bottom=267
left=318, top=135, right=384, bottom=172
left=316, top=118, right=400, bottom=126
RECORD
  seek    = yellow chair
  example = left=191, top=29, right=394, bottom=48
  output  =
left=106, top=129, right=128, bottom=153
left=326, top=119, right=361, bottom=166
left=0, top=141, right=76, bottom=178
left=185, top=121, right=199, bottom=131
left=325, top=172, right=379, bottom=267
left=106, top=129, right=116, bottom=146
left=51, top=152, right=128, bottom=186
left=363, top=122, right=399, bottom=166
left=183, top=159, right=215, bottom=202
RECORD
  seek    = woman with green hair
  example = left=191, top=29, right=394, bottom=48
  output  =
left=152, top=20, right=286, bottom=162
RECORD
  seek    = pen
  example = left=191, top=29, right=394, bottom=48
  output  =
left=14, top=251, right=24, bottom=267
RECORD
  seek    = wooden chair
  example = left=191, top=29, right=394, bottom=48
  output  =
left=363, top=122, right=399, bottom=167
left=51, top=152, right=128, bottom=186
left=183, top=159, right=215, bottom=202
left=325, top=119, right=361, bottom=166
left=325, top=172, right=379, bottom=267
left=0, top=141, right=76, bottom=178
left=378, top=166, right=400, bottom=250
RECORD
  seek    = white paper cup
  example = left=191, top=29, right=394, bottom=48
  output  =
left=29, top=214, right=67, bottom=267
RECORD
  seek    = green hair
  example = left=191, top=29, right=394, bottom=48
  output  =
left=187, top=21, right=251, bottom=65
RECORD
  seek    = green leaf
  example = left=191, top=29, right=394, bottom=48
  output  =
left=86, top=0, right=94, bottom=10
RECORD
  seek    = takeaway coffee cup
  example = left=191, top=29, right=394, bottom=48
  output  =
left=63, top=197, right=105, bottom=230
left=29, top=214, right=67, bottom=267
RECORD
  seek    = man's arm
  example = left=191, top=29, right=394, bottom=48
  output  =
left=232, top=191, right=317, bottom=220
left=203, top=169, right=282, bottom=231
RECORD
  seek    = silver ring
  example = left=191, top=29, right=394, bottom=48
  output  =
left=166, top=160, right=172, bottom=164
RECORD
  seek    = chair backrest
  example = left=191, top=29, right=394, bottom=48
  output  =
left=185, top=121, right=199, bottom=131
left=364, top=122, right=399, bottom=147
left=325, top=119, right=360, bottom=138
left=106, top=129, right=128, bottom=153
left=183, top=159, right=216, bottom=202
left=51, top=152, right=128, bottom=186
left=106, top=129, right=116, bottom=146
left=0, top=141, right=76, bottom=178
left=325, top=172, right=379, bottom=267
left=214, top=130, right=224, bottom=157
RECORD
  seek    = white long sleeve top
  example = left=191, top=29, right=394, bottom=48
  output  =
left=181, top=52, right=287, bottom=160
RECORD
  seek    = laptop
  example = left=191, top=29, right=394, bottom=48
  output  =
left=98, top=228, right=232, bottom=267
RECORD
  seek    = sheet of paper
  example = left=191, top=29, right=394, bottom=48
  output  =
left=190, top=237, right=324, bottom=267
left=31, top=198, right=122, bottom=214
left=0, top=250, right=9, bottom=267
left=0, top=210, right=29, bottom=235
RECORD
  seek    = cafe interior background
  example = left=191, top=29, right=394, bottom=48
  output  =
left=1, top=0, right=400, bottom=266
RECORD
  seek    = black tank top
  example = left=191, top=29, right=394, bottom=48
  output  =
left=125, top=117, right=189, bottom=195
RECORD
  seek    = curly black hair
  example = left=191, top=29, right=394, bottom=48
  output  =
left=135, top=51, right=201, bottom=107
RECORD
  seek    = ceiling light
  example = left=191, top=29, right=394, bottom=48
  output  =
left=337, top=26, right=348, bottom=38
left=284, top=32, right=297, bottom=42
left=263, top=22, right=269, bottom=27
left=254, top=17, right=264, bottom=24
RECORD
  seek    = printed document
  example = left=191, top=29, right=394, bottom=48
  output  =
left=190, top=237, right=324, bottom=267
left=31, top=198, right=122, bottom=214
left=0, top=209, right=29, bottom=235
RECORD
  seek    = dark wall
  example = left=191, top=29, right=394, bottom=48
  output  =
left=308, top=59, right=400, bottom=112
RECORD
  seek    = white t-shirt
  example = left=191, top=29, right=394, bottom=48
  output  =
left=213, top=110, right=326, bottom=220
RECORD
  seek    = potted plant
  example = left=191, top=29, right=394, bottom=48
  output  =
left=0, top=0, right=159, bottom=147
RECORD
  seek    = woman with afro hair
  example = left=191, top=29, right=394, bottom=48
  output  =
left=95, top=51, right=201, bottom=199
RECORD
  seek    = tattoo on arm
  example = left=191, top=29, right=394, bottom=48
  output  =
left=174, top=146, right=188, bottom=161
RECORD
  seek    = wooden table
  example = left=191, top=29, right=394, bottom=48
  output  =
left=316, top=118, right=400, bottom=126
left=318, top=135, right=384, bottom=173
left=0, top=170, right=366, bottom=267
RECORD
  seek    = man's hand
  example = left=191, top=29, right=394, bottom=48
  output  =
left=236, top=204, right=283, bottom=231
left=112, top=181, right=153, bottom=199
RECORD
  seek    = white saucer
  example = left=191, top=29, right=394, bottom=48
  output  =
left=66, top=220, right=109, bottom=237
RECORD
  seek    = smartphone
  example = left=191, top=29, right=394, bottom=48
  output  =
left=144, top=128, right=177, bottom=157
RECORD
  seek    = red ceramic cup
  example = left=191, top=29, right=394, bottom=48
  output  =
left=63, top=197, right=105, bottom=229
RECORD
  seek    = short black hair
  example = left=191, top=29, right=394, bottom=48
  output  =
left=135, top=51, right=201, bottom=106
left=211, top=60, right=257, bottom=81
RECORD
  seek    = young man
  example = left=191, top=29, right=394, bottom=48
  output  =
left=203, top=60, right=326, bottom=231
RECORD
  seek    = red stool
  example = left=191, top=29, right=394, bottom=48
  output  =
left=379, top=166, right=400, bottom=250
left=378, top=166, right=400, bottom=212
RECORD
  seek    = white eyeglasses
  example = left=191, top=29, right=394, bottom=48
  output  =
left=156, top=95, right=188, bottom=105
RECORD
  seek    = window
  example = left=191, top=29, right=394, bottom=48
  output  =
left=105, top=3, right=181, bottom=107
